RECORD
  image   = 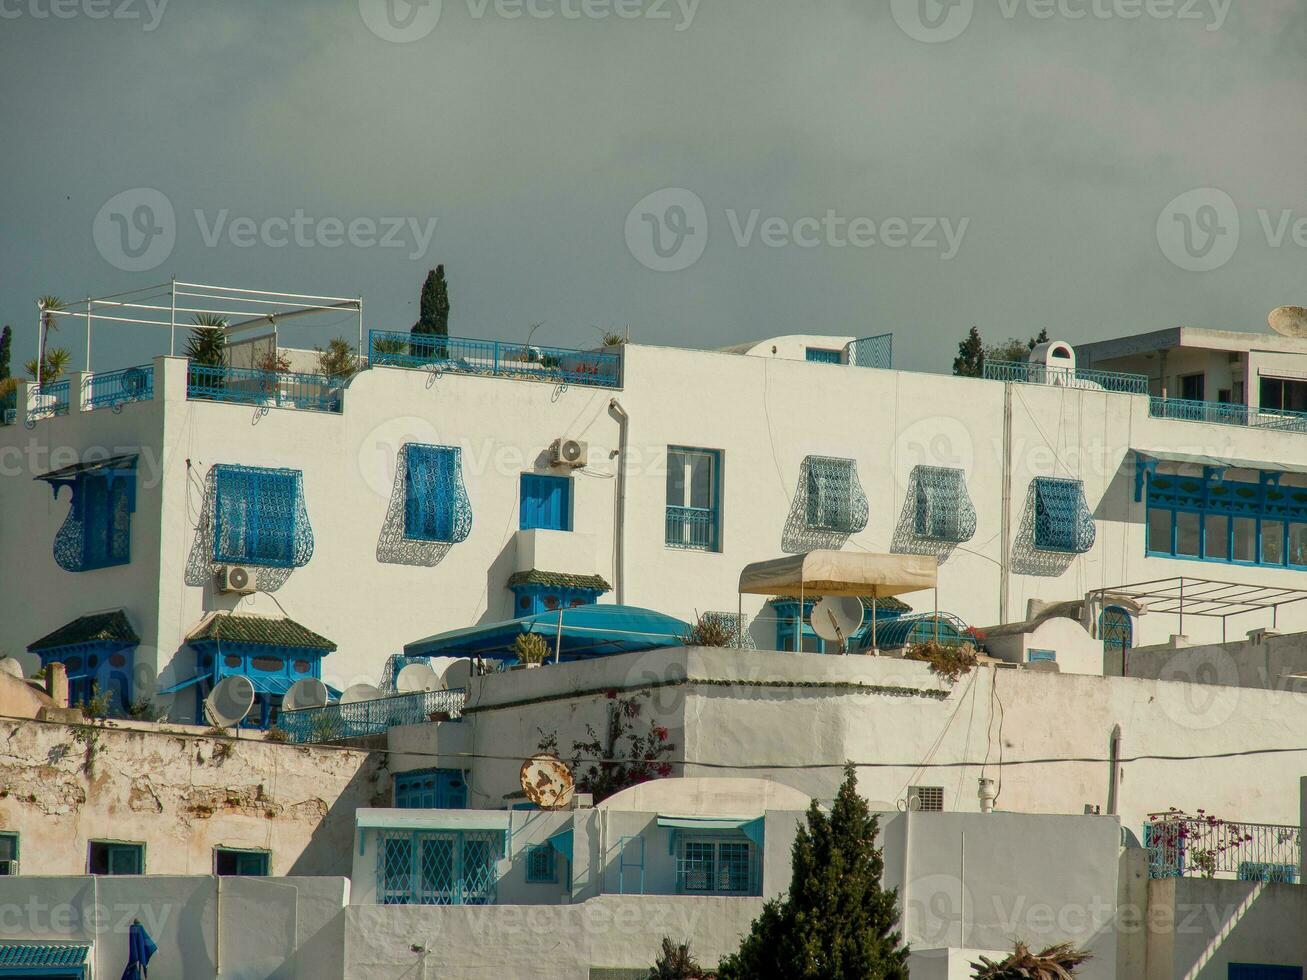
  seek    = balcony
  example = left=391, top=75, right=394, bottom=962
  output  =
left=186, top=363, right=344, bottom=414
left=984, top=359, right=1149, bottom=395
left=277, top=688, right=466, bottom=743
left=665, top=505, right=718, bottom=551
left=1147, top=814, right=1300, bottom=881
left=369, top=330, right=621, bottom=389
left=84, top=364, right=154, bottom=411
left=25, top=380, right=71, bottom=426
left=1149, top=397, right=1307, bottom=432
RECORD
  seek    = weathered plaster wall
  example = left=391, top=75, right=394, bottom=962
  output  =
left=0, top=718, right=382, bottom=875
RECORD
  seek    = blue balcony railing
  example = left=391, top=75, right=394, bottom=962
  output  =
left=665, top=505, right=718, bottom=551
left=277, top=688, right=465, bottom=743
left=369, top=330, right=621, bottom=389
left=85, top=364, right=154, bottom=411
left=1149, top=397, right=1307, bottom=432
left=984, top=360, right=1149, bottom=395
left=186, top=363, right=344, bottom=413
left=26, top=380, right=70, bottom=425
left=1146, top=815, right=1300, bottom=881
left=844, top=333, right=893, bottom=370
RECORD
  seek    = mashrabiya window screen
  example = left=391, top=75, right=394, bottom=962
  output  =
left=404, top=444, right=473, bottom=544
left=805, top=456, right=868, bottom=533
left=912, top=465, right=977, bottom=543
left=1032, top=477, right=1096, bottom=553
left=212, top=464, right=314, bottom=568
left=377, top=829, right=501, bottom=905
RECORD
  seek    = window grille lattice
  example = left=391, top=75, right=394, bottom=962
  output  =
left=212, top=465, right=314, bottom=568
left=805, top=457, right=869, bottom=533
left=676, top=839, right=755, bottom=894
left=1032, top=477, right=1095, bottom=554
left=377, top=829, right=500, bottom=905
left=53, top=472, right=134, bottom=572
left=911, top=466, right=977, bottom=543
left=403, top=444, right=473, bottom=544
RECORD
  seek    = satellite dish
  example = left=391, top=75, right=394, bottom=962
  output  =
left=441, top=658, right=474, bottom=690
left=520, top=753, right=575, bottom=810
left=0, top=658, right=24, bottom=680
left=423, top=657, right=460, bottom=689
left=340, top=683, right=382, bottom=704
left=1270, top=307, right=1307, bottom=338
left=283, top=677, right=329, bottom=711
left=205, top=675, right=255, bottom=728
left=396, top=662, right=439, bottom=693
left=811, top=596, right=865, bottom=644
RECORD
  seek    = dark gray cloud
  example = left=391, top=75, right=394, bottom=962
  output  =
left=1, top=0, right=1304, bottom=373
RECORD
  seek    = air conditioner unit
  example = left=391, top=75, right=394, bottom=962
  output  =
left=216, top=565, right=256, bottom=595
left=550, top=438, right=588, bottom=468
left=907, top=786, right=944, bottom=812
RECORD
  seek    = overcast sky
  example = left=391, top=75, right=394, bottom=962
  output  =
left=2, top=0, right=1305, bottom=374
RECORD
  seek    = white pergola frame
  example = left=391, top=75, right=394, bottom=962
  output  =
left=34, top=278, right=363, bottom=387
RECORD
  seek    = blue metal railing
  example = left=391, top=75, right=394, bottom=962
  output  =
left=1149, top=397, right=1307, bottom=432
left=1146, top=815, right=1299, bottom=880
left=369, top=330, right=622, bottom=389
left=277, top=688, right=466, bottom=743
left=186, top=363, right=345, bottom=413
left=984, top=360, right=1149, bottom=395
left=85, top=364, right=154, bottom=410
left=844, top=333, right=893, bottom=370
left=665, top=505, right=717, bottom=551
left=26, top=380, right=70, bottom=425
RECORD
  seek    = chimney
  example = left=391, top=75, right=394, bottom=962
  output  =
left=44, top=663, right=69, bottom=708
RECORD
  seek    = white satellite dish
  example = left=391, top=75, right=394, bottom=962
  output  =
left=520, top=754, right=575, bottom=810
left=205, top=675, right=255, bottom=728
left=283, top=677, right=329, bottom=711
left=396, top=662, right=440, bottom=693
left=441, top=658, right=474, bottom=690
left=1269, top=306, right=1307, bottom=338
left=423, top=657, right=460, bottom=689
left=340, top=683, right=382, bottom=704
left=811, top=596, right=865, bottom=647
left=0, top=658, right=24, bottom=680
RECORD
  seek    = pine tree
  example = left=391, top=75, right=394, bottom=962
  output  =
left=953, top=326, right=984, bottom=377
left=0, top=326, right=11, bottom=381
left=1028, top=328, right=1049, bottom=350
left=717, top=764, right=909, bottom=980
left=412, top=266, right=450, bottom=337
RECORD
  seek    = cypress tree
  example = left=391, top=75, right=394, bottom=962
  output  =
left=953, top=326, right=984, bottom=377
left=0, top=326, right=11, bottom=380
left=717, top=764, right=909, bottom=980
left=412, top=266, right=450, bottom=337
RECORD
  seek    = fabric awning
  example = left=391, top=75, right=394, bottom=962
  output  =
left=156, top=673, right=205, bottom=696
left=1135, top=448, right=1307, bottom=477
left=405, top=604, right=690, bottom=661
left=657, top=815, right=765, bottom=846
left=547, top=826, right=574, bottom=862
left=738, top=551, right=936, bottom=598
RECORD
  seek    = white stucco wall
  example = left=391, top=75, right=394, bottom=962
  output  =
left=10, top=344, right=1307, bottom=719
left=984, top=616, right=1106, bottom=675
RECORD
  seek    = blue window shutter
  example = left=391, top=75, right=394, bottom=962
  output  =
left=520, top=475, right=571, bottom=531
left=404, top=445, right=471, bottom=543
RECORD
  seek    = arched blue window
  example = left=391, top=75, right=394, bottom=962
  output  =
left=1100, top=606, right=1132, bottom=656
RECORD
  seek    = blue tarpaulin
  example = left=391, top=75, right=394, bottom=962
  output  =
left=404, top=604, right=690, bottom=662
left=121, top=920, right=156, bottom=980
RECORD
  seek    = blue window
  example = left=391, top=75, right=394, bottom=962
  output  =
left=526, top=845, right=557, bottom=883
left=1229, top=967, right=1303, bottom=980
left=215, top=848, right=270, bottom=876
left=88, top=840, right=143, bottom=875
left=666, top=447, right=721, bottom=552
left=912, top=465, right=977, bottom=542
left=675, top=837, right=757, bottom=895
left=404, top=444, right=472, bottom=543
left=377, top=829, right=501, bottom=905
left=0, top=833, right=17, bottom=875
left=1145, top=471, right=1307, bottom=570
left=1033, top=477, right=1095, bottom=553
left=213, top=465, right=312, bottom=567
left=395, top=768, right=467, bottom=809
left=805, top=347, right=843, bottom=364
left=1027, top=649, right=1056, bottom=663
left=520, top=474, right=572, bottom=531
left=38, top=457, right=138, bottom=573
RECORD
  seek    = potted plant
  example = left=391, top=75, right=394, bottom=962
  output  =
left=512, top=632, right=549, bottom=669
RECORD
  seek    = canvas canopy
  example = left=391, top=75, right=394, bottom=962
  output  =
left=738, top=550, right=936, bottom=598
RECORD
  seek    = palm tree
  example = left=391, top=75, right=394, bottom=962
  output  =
left=184, top=313, right=228, bottom=367
left=25, top=348, right=71, bottom=387
left=648, top=938, right=714, bottom=980
left=972, top=942, right=1092, bottom=979
left=36, top=296, right=63, bottom=387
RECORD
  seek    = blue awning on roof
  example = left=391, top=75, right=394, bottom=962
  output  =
left=0, top=941, right=91, bottom=969
left=156, top=673, right=205, bottom=696
left=404, top=604, right=690, bottom=661
left=547, top=826, right=574, bottom=863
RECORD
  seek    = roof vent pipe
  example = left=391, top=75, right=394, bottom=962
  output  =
left=977, top=777, right=996, bottom=813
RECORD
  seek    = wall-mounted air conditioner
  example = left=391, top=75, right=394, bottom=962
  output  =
left=550, top=438, right=588, bottom=468
left=216, top=565, right=256, bottom=595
